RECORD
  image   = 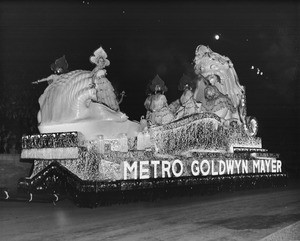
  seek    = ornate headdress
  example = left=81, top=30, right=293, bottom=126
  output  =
left=149, top=75, right=168, bottom=93
left=89, top=46, right=110, bottom=68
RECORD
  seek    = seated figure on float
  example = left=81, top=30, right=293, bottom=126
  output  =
left=33, top=47, right=141, bottom=140
left=172, top=74, right=200, bottom=119
left=201, top=83, right=238, bottom=126
left=168, top=71, right=238, bottom=126
left=144, top=75, right=174, bottom=126
left=90, top=48, right=120, bottom=111
left=186, top=73, right=240, bottom=126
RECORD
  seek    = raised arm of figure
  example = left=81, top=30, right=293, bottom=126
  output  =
left=32, top=74, right=60, bottom=85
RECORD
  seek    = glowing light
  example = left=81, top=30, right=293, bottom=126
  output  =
left=4, top=191, right=9, bottom=199
left=214, top=34, right=220, bottom=40
left=54, top=194, right=59, bottom=202
left=251, top=66, right=254, bottom=69
left=260, top=72, right=263, bottom=75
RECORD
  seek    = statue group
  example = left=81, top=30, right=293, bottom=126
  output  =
left=34, top=47, right=127, bottom=125
left=143, top=45, right=249, bottom=130
left=34, top=45, right=258, bottom=138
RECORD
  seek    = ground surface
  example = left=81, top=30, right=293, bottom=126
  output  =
left=0, top=159, right=32, bottom=192
left=1, top=182, right=300, bottom=241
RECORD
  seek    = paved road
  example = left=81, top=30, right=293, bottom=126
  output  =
left=1, top=186, right=300, bottom=241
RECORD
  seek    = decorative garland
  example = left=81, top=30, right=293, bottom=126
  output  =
left=150, top=113, right=262, bottom=154
left=233, top=147, right=268, bottom=153
left=22, top=132, right=81, bottom=149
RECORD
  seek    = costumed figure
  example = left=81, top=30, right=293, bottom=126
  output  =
left=144, top=75, right=174, bottom=125
left=90, top=47, right=120, bottom=111
left=202, top=85, right=239, bottom=126
left=175, top=74, right=200, bottom=119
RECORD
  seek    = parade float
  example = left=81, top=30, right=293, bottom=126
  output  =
left=16, top=46, right=286, bottom=207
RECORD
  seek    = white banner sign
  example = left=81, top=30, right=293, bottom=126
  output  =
left=122, top=159, right=282, bottom=180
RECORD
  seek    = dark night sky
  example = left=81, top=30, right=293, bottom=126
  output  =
left=0, top=1, right=299, bottom=168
